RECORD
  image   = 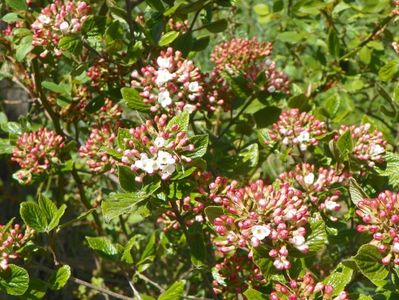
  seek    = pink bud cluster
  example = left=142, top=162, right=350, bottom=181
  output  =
left=336, top=123, right=387, bottom=167
left=118, top=115, right=195, bottom=182
left=167, top=19, right=189, bottom=33
left=79, top=123, right=119, bottom=173
left=356, top=191, right=399, bottom=266
left=211, top=38, right=290, bottom=94
left=266, top=109, right=327, bottom=151
left=87, top=57, right=127, bottom=89
left=212, top=251, right=265, bottom=296
left=31, top=0, right=90, bottom=57
left=157, top=171, right=212, bottom=231
left=131, top=47, right=224, bottom=114
left=0, top=224, right=30, bottom=270
left=270, top=272, right=350, bottom=300
left=277, top=164, right=350, bottom=221
left=12, top=128, right=64, bottom=184
left=393, top=0, right=399, bottom=15
left=209, top=178, right=310, bottom=270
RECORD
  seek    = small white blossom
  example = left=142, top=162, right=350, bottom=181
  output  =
left=188, top=81, right=200, bottom=92
left=325, top=200, right=340, bottom=211
left=393, top=242, right=399, bottom=253
left=59, top=21, right=69, bottom=33
left=157, top=57, right=170, bottom=69
left=156, top=69, right=173, bottom=86
left=158, top=91, right=172, bottom=108
left=297, top=130, right=310, bottom=143
left=371, top=144, right=385, bottom=156
left=135, top=155, right=159, bottom=174
left=157, top=151, right=176, bottom=166
left=154, top=137, right=166, bottom=148
left=251, top=225, right=270, bottom=240
left=304, top=173, right=315, bottom=185
left=38, top=14, right=51, bottom=24
left=183, top=104, right=196, bottom=114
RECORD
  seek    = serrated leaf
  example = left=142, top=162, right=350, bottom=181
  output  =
left=0, top=264, right=29, bottom=296
left=5, top=0, right=27, bottom=11
left=252, top=246, right=273, bottom=279
left=185, top=135, right=208, bottom=159
left=379, top=61, right=399, bottom=82
left=323, top=263, right=353, bottom=296
left=166, top=112, right=189, bottom=131
left=158, top=280, right=185, bottom=300
left=336, top=129, right=353, bottom=159
left=349, top=178, right=368, bottom=205
left=254, top=106, right=282, bottom=128
left=48, top=265, right=71, bottom=290
left=378, top=152, right=399, bottom=188
left=42, top=81, right=69, bottom=95
left=58, top=36, right=83, bottom=56
left=243, top=288, right=268, bottom=300
left=121, top=87, right=150, bottom=112
left=86, top=236, right=120, bottom=258
left=16, top=35, right=33, bottom=62
left=353, top=244, right=389, bottom=287
left=306, top=215, right=327, bottom=253
left=159, top=31, right=180, bottom=46
left=20, top=202, right=48, bottom=232
left=204, top=206, right=224, bottom=224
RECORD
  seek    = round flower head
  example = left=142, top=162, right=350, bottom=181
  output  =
left=31, top=0, right=90, bottom=57
left=117, top=114, right=196, bottom=182
left=131, top=48, right=222, bottom=114
left=335, top=123, right=387, bottom=168
left=266, top=109, right=327, bottom=152
left=356, top=191, right=399, bottom=266
left=209, top=178, right=310, bottom=270
left=270, top=272, right=350, bottom=300
left=12, top=128, right=64, bottom=184
left=277, top=164, right=350, bottom=221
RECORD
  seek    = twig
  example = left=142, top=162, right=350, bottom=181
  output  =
left=126, top=275, right=142, bottom=300
left=136, top=272, right=165, bottom=292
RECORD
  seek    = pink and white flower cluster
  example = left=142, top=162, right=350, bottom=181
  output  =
left=118, top=114, right=195, bottom=182
left=212, top=251, right=265, bottom=297
left=131, top=48, right=222, bottom=114
left=336, top=123, right=387, bottom=167
left=270, top=272, right=350, bottom=300
left=0, top=223, right=30, bottom=270
left=277, top=164, right=350, bottom=220
left=31, top=0, right=90, bottom=57
left=266, top=109, right=327, bottom=151
left=356, top=190, right=399, bottom=266
left=12, top=128, right=64, bottom=184
left=209, top=178, right=310, bottom=270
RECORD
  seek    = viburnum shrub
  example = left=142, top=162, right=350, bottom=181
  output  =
left=2, top=0, right=399, bottom=299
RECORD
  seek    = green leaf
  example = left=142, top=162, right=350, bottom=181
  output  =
left=306, top=215, right=327, bottom=253
left=254, top=106, right=282, bottom=128
left=348, top=178, right=368, bottom=205
left=252, top=246, right=273, bottom=279
left=336, top=129, right=353, bottom=159
left=5, top=0, right=27, bottom=10
left=42, top=81, right=70, bottom=95
left=323, top=263, right=353, bottom=296
left=48, top=205, right=66, bottom=231
left=158, top=280, right=185, bottom=300
left=38, top=195, right=66, bottom=231
left=276, top=31, right=303, bottom=43
left=16, top=35, right=33, bottom=62
left=203, top=19, right=228, bottom=33
left=378, top=152, right=399, bottom=189
left=118, top=166, right=136, bottom=192
left=86, top=236, right=120, bottom=259
left=0, top=138, right=14, bottom=154
left=166, top=111, right=189, bottom=131
left=2, top=12, right=22, bottom=23
left=121, top=87, right=150, bottom=112
left=238, top=143, right=259, bottom=170
left=20, top=202, right=48, bottom=232
left=353, top=244, right=389, bottom=287
left=22, top=277, right=47, bottom=299
left=58, top=36, right=83, bottom=56
left=379, top=61, right=399, bottom=82
left=159, top=31, right=180, bottom=46
left=253, top=4, right=269, bottom=15
left=204, top=206, right=224, bottom=224
left=0, top=264, right=29, bottom=296
left=145, top=0, right=164, bottom=11
left=243, top=288, right=268, bottom=300
left=328, top=28, right=340, bottom=58
left=48, top=265, right=71, bottom=290
left=185, top=135, right=208, bottom=159
left=359, top=47, right=371, bottom=65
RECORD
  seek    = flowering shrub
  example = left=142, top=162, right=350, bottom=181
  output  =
left=2, top=0, right=399, bottom=299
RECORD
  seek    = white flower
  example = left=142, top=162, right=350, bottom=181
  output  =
left=371, top=144, right=385, bottom=156
left=157, top=151, right=176, bottom=166
left=59, top=21, right=69, bottom=33
left=304, top=173, right=315, bottom=185
left=183, top=104, right=196, bottom=114
left=299, top=143, right=308, bottom=151
left=135, top=156, right=159, bottom=174
left=325, top=200, right=340, bottom=211
left=160, top=163, right=176, bottom=177
left=157, top=91, right=172, bottom=107
left=38, top=14, right=51, bottom=25
left=188, top=81, right=200, bottom=92
left=154, top=137, right=166, bottom=148
left=297, top=130, right=310, bottom=143
left=284, top=208, right=297, bottom=220
left=157, top=57, right=170, bottom=69
left=393, top=242, right=399, bottom=253
left=156, top=69, right=173, bottom=86
left=291, top=235, right=305, bottom=246
left=251, top=225, right=270, bottom=241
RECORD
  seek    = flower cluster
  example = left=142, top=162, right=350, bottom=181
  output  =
left=167, top=19, right=189, bottom=33
left=86, top=57, right=127, bottom=90
left=277, top=164, right=350, bottom=220
left=31, top=0, right=90, bottom=57
left=79, top=123, right=119, bottom=173
left=118, top=114, right=196, bottom=181
left=0, top=224, right=30, bottom=270
left=356, top=191, right=399, bottom=266
left=393, top=0, right=399, bottom=15
left=211, top=38, right=290, bottom=94
left=131, top=48, right=211, bottom=114
left=12, top=128, right=64, bottom=184
left=266, top=109, right=327, bottom=151
left=209, top=178, right=310, bottom=270
left=270, top=272, right=350, bottom=300
left=335, top=123, right=387, bottom=168
left=212, top=251, right=265, bottom=297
